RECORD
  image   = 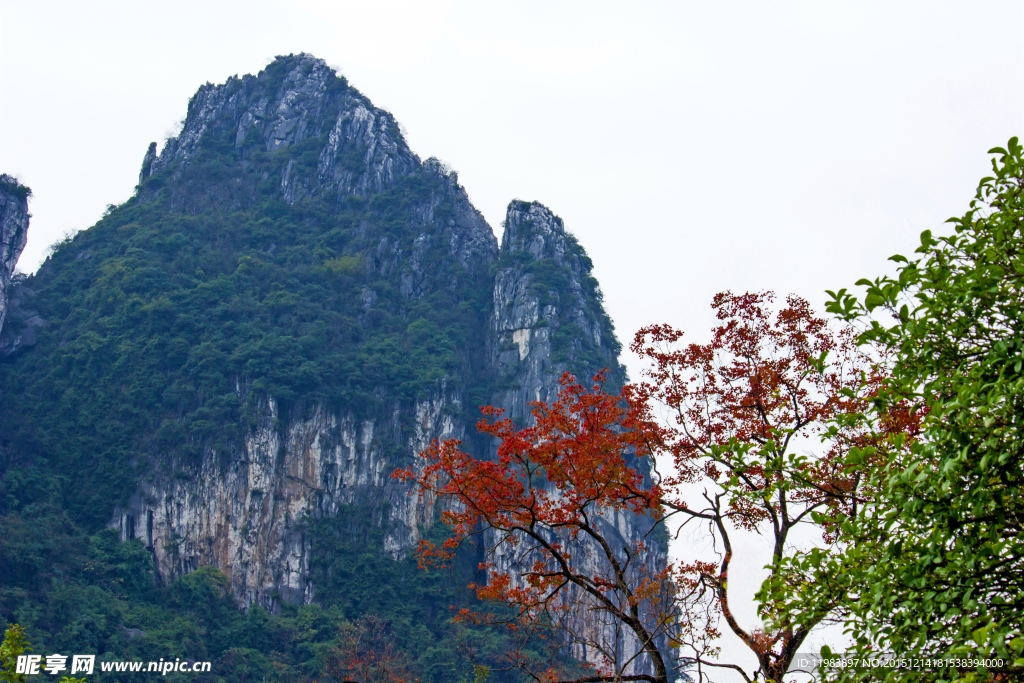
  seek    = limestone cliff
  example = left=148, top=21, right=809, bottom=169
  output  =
left=0, top=175, right=30, bottom=337
left=488, top=201, right=658, bottom=673
left=490, top=199, right=623, bottom=420
left=116, top=392, right=459, bottom=607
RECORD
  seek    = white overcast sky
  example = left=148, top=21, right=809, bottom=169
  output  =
left=1, top=1, right=1022, bottom=677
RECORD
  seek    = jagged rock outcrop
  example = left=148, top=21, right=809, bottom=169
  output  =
left=487, top=201, right=656, bottom=674
left=0, top=175, right=30, bottom=337
left=490, top=199, right=623, bottom=420
left=139, top=53, right=420, bottom=211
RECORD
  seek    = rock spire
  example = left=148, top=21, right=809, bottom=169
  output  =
left=0, top=174, right=30, bottom=335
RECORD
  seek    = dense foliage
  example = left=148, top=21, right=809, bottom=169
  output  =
left=0, top=491, right=534, bottom=683
left=817, top=139, right=1024, bottom=680
left=0, top=174, right=31, bottom=203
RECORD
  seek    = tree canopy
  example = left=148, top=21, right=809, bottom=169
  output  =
left=818, top=138, right=1024, bottom=679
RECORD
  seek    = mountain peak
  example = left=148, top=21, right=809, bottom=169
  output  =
left=491, top=198, right=623, bottom=419
left=503, top=199, right=570, bottom=258
left=139, top=54, right=418, bottom=208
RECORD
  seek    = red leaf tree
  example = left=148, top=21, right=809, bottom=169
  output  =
left=395, top=371, right=676, bottom=683
left=632, top=292, right=902, bottom=682
left=396, top=292, right=904, bottom=683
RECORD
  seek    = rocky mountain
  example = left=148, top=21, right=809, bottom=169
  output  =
left=0, top=175, right=30, bottom=337
left=491, top=199, right=620, bottom=420
left=0, top=54, right=661, bottom=678
left=137, top=55, right=422, bottom=212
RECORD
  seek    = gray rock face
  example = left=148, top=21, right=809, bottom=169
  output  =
left=0, top=175, right=31, bottom=337
left=0, top=282, right=45, bottom=357
left=491, top=199, right=623, bottom=420
left=116, top=392, right=459, bottom=607
left=140, top=53, right=419, bottom=210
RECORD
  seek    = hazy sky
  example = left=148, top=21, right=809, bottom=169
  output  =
left=2, top=1, right=1022, bottom=677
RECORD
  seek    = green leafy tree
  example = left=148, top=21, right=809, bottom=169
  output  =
left=819, top=138, right=1024, bottom=680
left=0, top=624, right=31, bottom=683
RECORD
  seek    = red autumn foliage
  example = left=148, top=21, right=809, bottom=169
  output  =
left=634, top=292, right=881, bottom=531
left=395, top=291, right=918, bottom=683
left=325, top=615, right=415, bottom=683
left=631, top=292, right=920, bottom=682
left=394, top=370, right=676, bottom=683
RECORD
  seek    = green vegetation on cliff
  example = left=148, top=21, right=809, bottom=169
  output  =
left=0, top=170, right=500, bottom=682
left=0, top=506, right=520, bottom=683
left=0, top=166, right=492, bottom=529
left=0, top=55, right=627, bottom=683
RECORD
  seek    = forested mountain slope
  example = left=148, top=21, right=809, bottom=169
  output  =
left=0, top=54, right=650, bottom=682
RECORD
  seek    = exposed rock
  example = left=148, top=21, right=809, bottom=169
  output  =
left=0, top=175, right=30, bottom=337
left=486, top=200, right=656, bottom=674
left=0, top=280, right=45, bottom=356
left=115, top=392, right=457, bottom=607
left=139, top=53, right=420, bottom=211
left=138, top=142, right=157, bottom=186
left=490, top=199, right=623, bottom=420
